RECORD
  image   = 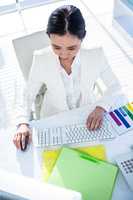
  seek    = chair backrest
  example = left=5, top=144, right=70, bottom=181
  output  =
left=12, top=30, right=50, bottom=80
left=0, top=48, right=5, bottom=67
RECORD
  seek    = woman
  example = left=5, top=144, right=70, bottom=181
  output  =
left=13, top=5, right=120, bottom=150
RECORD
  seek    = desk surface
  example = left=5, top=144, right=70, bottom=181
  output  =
left=0, top=104, right=133, bottom=200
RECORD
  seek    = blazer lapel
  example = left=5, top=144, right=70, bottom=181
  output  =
left=80, top=50, right=95, bottom=106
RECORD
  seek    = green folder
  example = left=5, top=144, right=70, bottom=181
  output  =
left=48, top=147, right=118, bottom=200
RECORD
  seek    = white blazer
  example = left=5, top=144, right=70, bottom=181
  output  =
left=15, top=46, right=121, bottom=125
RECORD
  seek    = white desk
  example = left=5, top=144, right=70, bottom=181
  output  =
left=0, top=105, right=133, bottom=200
left=0, top=169, right=81, bottom=200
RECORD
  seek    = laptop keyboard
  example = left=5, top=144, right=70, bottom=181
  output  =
left=33, top=116, right=116, bottom=148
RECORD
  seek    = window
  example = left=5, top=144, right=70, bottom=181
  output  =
left=19, top=0, right=58, bottom=9
left=0, top=0, right=59, bottom=14
left=0, top=0, right=17, bottom=14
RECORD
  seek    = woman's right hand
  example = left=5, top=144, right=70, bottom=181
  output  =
left=13, top=124, right=32, bottom=150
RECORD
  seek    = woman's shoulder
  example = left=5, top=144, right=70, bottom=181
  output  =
left=80, top=46, right=104, bottom=55
left=33, top=45, right=53, bottom=56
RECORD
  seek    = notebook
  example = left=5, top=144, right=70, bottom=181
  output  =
left=48, top=147, right=118, bottom=200
left=42, top=145, right=106, bottom=181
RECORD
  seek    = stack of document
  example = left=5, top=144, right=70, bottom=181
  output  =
left=42, top=145, right=106, bottom=181
left=48, top=147, right=118, bottom=200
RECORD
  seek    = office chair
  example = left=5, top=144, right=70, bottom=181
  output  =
left=0, top=48, right=5, bottom=68
left=12, top=31, right=50, bottom=119
left=12, top=30, right=50, bottom=80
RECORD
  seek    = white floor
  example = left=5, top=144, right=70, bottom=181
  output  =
left=0, top=0, right=133, bottom=126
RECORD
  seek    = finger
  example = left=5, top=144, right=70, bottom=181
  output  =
left=86, top=116, right=93, bottom=129
left=16, top=133, right=22, bottom=149
left=28, top=132, right=32, bottom=143
left=21, top=130, right=31, bottom=150
left=90, top=118, right=97, bottom=130
left=13, top=134, right=18, bottom=146
left=21, top=134, right=26, bottom=150
left=94, top=118, right=102, bottom=130
left=13, top=134, right=20, bottom=148
left=98, top=118, right=103, bottom=128
left=24, top=129, right=32, bottom=143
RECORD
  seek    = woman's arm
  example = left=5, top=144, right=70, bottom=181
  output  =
left=14, top=52, right=43, bottom=150
left=15, top=52, right=43, bottom=125
left=86, top=48, right=122, bottom=130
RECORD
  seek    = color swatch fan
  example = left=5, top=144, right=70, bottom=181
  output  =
left=107, top=103, right=133, bottom=135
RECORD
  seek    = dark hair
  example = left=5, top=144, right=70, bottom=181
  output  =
left=46, top=5, right=86, bottom=40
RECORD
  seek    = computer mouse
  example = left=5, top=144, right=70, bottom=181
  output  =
left=20, top=135, right=29, bottom=151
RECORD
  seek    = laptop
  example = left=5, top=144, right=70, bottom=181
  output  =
left=0, top=169, right=82, bottom=200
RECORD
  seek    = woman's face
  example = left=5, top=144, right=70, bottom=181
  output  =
left=49, top=33, right=82, bottom=61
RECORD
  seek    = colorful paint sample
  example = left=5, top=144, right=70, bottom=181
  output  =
left=127, top=103, right=133, bottom=113
left=119, top=107, right=127, bottom=116
left=114, top=109, right=130, bottom=128
left=123, top=106, right=133, bottom=121
left=109, top=111, right=122, bottom=126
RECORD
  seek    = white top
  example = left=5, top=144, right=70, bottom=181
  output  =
left=59, top=52, right=81, bottom=109
left=15, top=46, right=122, bottom=125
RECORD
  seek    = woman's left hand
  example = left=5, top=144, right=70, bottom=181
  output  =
left=86, top=106, right=105, bottom=130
